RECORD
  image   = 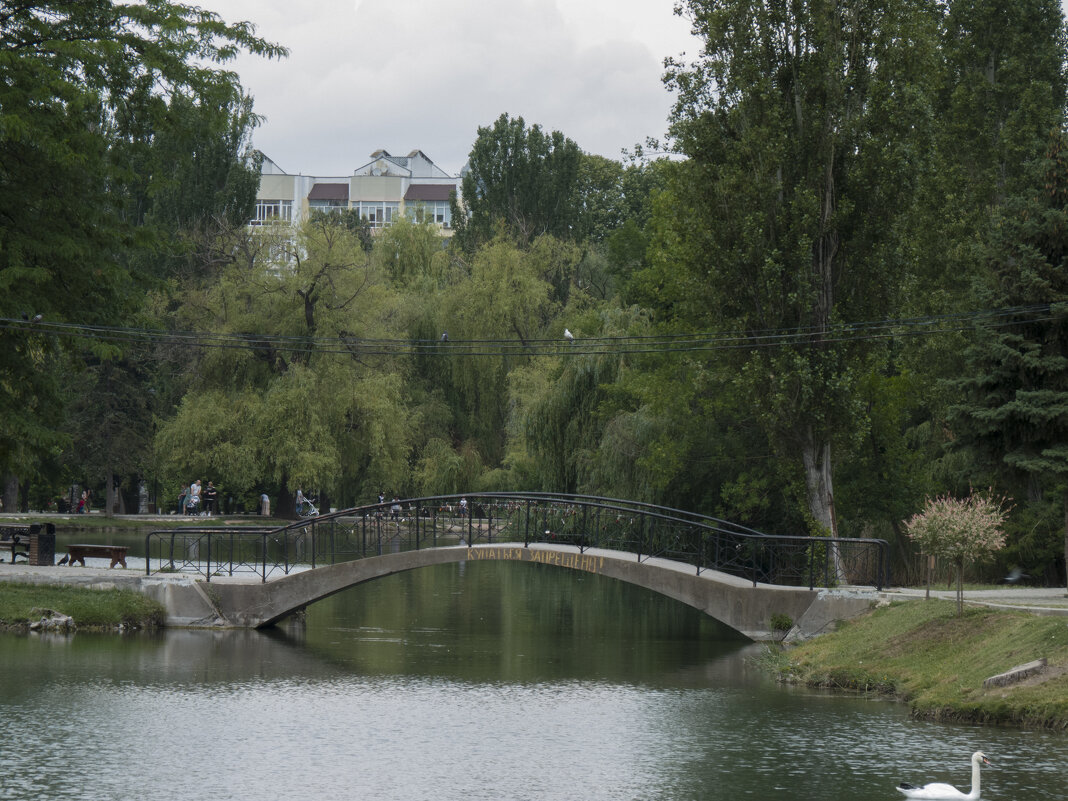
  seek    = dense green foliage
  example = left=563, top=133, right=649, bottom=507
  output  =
left=451, top=113, right=583, bottom=252
left=949, top=132, right=1068, bottom=580
left=3, top=2, right=1068, bottom=585
left=0, top=1, right=283, bottom=510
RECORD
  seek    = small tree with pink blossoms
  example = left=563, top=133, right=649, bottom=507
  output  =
left=904, top=491, right=1011, bottom=616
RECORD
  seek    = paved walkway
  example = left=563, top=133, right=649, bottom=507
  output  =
left=880, top=586, right=1068, bottom=616
left=0, top=560, right=261, bottom=587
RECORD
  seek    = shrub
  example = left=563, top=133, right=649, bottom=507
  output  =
left=905, top=490, right=1010, bottom=615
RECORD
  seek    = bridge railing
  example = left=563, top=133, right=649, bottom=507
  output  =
left=144, top=526, right=287, bottom=580
left=145, top=493, right=889, bottom=589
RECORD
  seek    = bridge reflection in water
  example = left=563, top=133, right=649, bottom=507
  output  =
left=145, top=492, right=888, bottom=590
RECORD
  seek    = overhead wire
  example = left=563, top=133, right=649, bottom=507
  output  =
left=0, top=304, right=1057, bottom=359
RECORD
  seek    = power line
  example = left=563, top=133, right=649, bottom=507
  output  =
left=0, top=304, right=1057, bottom=359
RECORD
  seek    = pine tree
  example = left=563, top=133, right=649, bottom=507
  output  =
left=950, top=130, right=1068, bottom=585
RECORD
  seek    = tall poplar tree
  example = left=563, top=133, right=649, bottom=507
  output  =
left=941, top=0, right=1066, bottom=209
left=916, top=0, right=1068, bottom=304
left=653, top=0, right=940, bottom=535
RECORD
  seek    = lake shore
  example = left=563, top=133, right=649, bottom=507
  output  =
left=775, top=598, right=1068, bottom=730
left=0, top=582, right=165, bottom=632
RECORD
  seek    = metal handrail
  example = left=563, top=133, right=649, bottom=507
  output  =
left=144, top=493, right=890, bottom=590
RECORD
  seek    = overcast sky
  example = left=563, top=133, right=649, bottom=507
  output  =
left=206, top=0, right=701, bottom=177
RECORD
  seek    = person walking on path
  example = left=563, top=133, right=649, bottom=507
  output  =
left=203, top=482, right=218, bottom=516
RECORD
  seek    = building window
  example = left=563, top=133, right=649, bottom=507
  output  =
left=308, top=200, right=346, bottom=213
left=251, top=199, right=293, bottom=225
left=405, top=200, right=452, bottom=228
left=358, top=201, right=399, bottom=228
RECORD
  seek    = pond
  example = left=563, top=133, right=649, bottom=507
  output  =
left=0, top=560, right=1064, bottom=800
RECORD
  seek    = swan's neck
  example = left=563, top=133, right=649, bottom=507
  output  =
left=966, top=759, right=982, bottom=800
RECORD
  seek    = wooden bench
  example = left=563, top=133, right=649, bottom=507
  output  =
left=65, top=544, right=128, bottom=569
left=0, top=526, right=30, bottom=563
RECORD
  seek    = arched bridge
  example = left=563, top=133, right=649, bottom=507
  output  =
left=143, top=493, right=888, bottom=641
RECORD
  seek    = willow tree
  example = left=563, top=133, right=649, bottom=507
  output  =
left=508, top=305, right=664, bottom=497
left=434, top=235, right=571, bottom=468
left=654, top=0, right=940, bottom=535
left=157, top=214, right=412, bottom=514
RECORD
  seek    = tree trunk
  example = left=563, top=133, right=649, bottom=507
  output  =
left=105, top=467, right=115, bottom=518
left=1063, top=488, right=1068, bottom=595
left=801, top=430, right=845, bottom=585
left=2, top=475, right=18, bottom=513
left=801, top=429, right=837, bottom=537
left=277, top=473, right=294, bottom=519
left=956, top=560, right=964, bottom=617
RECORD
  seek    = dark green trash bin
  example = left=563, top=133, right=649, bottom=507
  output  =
left=28, top=523, right=55, bottom=566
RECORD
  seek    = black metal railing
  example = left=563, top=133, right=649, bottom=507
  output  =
left=145, top=493, right=890, bottom=589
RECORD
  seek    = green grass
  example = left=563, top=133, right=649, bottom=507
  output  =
left=0, top=583, right=165, bottom=630
left=781, top=600, right=1068, bottom=730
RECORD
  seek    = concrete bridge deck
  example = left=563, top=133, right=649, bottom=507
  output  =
left=2, top=543, right=1064, bottom=641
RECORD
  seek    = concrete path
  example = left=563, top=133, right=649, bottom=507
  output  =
left=879, top=586, right=1068, bottom=616
left=0, top=560, right=260, bottom=586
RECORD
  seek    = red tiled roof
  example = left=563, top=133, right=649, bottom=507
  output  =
left=404, top=184, right=454, bottom=202
left=308, top=183, right=349, bottom=201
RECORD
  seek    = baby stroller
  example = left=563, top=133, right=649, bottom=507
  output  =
left=297, top=497, right=319, bottom=517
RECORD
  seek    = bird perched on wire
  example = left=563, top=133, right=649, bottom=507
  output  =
left=564, top=328, right=574, bottom=342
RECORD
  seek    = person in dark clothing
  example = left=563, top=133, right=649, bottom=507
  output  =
left=203, top=481, right=218, bottom=516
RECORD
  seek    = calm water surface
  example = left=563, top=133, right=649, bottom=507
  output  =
left=0, top=560, right=1064, bottom=800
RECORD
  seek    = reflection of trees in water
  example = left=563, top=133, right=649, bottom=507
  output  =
left=292, top=561, right=743, bottom=683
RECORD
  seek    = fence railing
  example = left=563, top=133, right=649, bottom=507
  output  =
left=145, top=493, right=890, bottom=589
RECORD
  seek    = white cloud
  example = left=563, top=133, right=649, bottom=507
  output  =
left=208, top=0, right=699, bottom=176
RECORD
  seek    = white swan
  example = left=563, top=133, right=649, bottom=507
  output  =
left=897, top=751, right=991, bottom=800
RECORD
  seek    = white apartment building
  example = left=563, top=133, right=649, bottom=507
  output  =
left=252, top=149, right=460, bottom=234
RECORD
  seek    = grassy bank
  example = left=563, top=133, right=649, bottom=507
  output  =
left=0, top=583, right=165, bottom=631
left=775, top=600, right=1068, bottom=730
